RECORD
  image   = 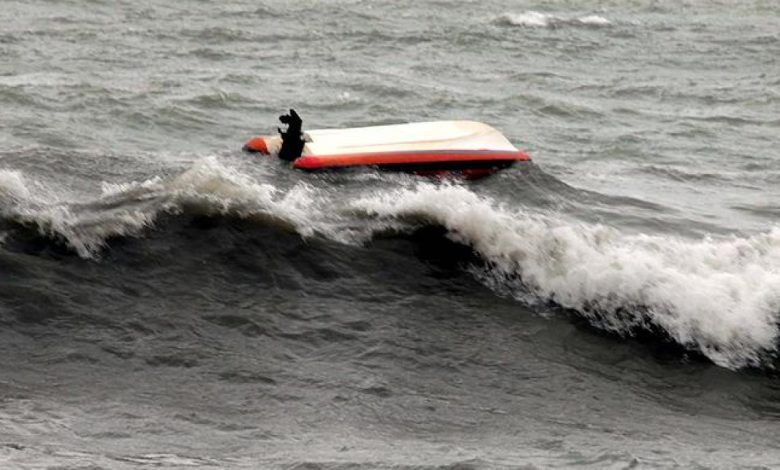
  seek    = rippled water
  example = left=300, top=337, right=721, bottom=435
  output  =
left=1, top=0, right=779, bottom=468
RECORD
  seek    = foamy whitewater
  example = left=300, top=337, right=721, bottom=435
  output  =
left=494, top=11, right=612, bottom=28
left=1, top=0, right=779, bottom=468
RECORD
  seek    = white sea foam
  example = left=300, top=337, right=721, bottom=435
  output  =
left=495, top=11, right=612, bottom=29
left=352, top=183, right=780, bottom=369
left=0, top=169, right=33, bottom=206
left=577, top=15, right=611, bottom=27
left=495, top=11, right=552, bottom=28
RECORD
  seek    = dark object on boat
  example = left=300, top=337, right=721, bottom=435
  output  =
left=277, top=109, right=305, bottom=161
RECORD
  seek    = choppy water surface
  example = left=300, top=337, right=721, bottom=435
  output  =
left=1, top=0, right=779, bottom=468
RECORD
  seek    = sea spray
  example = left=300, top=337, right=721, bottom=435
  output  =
left=0, top=170, right=33, bottom=207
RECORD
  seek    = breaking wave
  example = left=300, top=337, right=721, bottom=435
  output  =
left=2, top=161, right=779, bottom=369
left=353, top=184, right=780, bottom=369
left=0, top=158, right=320, bottom=257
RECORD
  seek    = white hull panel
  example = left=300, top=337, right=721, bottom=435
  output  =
left=303, top=121, right=518, bottom=156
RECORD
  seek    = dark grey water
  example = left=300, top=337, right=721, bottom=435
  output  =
left=1, top=0, right=780, bottom=468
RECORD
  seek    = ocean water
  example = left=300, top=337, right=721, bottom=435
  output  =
left=1, top=0, right=779, bottom=468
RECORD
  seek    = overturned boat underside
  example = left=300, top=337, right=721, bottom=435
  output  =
left=244, top=120, right=531, bottom=178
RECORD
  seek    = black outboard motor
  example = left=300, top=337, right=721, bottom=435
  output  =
left=277, top=109, right=305, bottom=161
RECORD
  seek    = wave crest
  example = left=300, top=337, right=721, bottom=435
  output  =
left=0, top=158, right=318, bottom=257
left=352, top=183, right=780, bottom=369
left=494, top=11, right=612, bottom=29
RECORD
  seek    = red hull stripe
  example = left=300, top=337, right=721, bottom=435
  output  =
left=293, top=149, right=530, bottom=170
left=243, top=137, right=269, bottom=154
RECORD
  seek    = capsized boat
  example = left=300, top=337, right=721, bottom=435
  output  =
left=243, top=120, right=531, bottom=178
